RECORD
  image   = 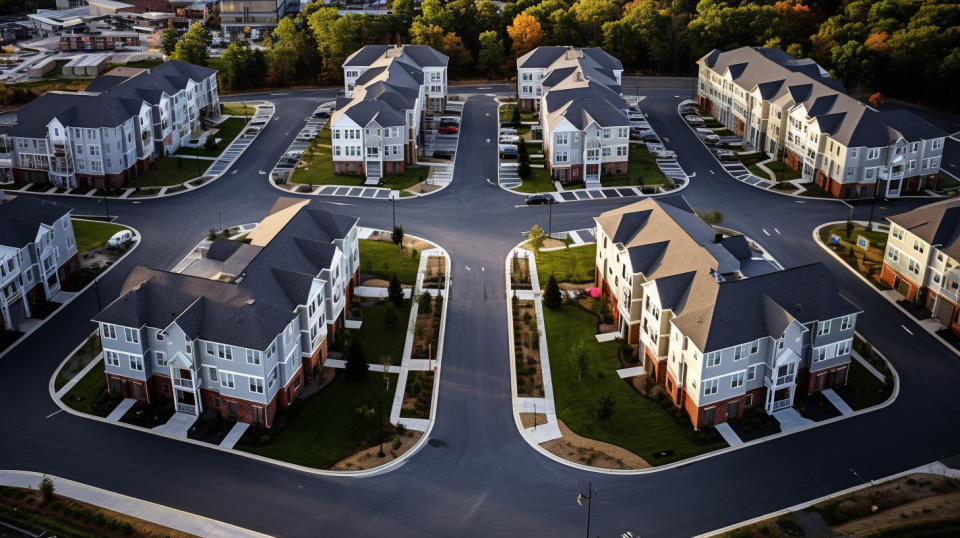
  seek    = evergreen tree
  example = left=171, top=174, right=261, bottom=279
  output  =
left=544, top=274, right=562, bottom=309
left=345, top=337, right=368, bottom=380
left=388, top=274, right=404, bottom=307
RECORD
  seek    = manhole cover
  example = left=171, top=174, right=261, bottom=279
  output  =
left=427, top=439, right=447, bottom=448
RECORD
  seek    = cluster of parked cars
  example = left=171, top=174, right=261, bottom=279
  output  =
left=499, top=127, right=520, bottom=158
left=438, top=116, right=459, bottom=134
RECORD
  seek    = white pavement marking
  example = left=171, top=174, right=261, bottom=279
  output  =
left=458, top=489, right=490, bottom=529
left=45, top=409, right=63, bottom=419
left=774, top=228, right=781, bottom=235
left=902, top=324, right=913, bottom=335
left=762, top=229, right=771, bottom=236
left=465, top=265, right=471, bottom=270
left=714, top=422, right=743, bottom=447
left=709, top=169, right=715, bottom=174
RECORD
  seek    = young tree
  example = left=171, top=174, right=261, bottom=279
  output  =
left=527, top=224, right=546, bottom=257
left=410, top=20, right=446, bottom=50
left=477, top=30, right=506, bottom=77
left=160, top=25, right=178, bottom=56
left=596, top=393, right=615, bottom=421
left=518, top=159, right=531, bottom=179
left=172, top=22, right=210, bottom=65
left=39, top=475, right=55, bottom=504
left=507, top=13, right=544, bottom=58
left=418, top=292, right=433, bottom=314
left=563, top=234, right=573, bottom=249
left=388, top=274, right=404, bottom=307
left=383, top=302, right=400, bottom=327
left=345, top=337, right=369, bottom=380
left=544, top=274, right=562, bottom=309
left=575, top=345, right=588, bottom=381
left=392, top=225, right=405, bottom=253
left=517, top=137, right=529, bottom=164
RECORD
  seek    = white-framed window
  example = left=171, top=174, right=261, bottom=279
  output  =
left=555, top=134, right=568, bottom=145
left=156, top=332, right=164, bottom=341
left=249, top=377, right=264, bottom=394
left=206, top=366, right=218, bottom=382
left=705, top=351, right=721, bottom=367
left=840, top=315, right=854, bottom=331
left=102, top=324, right=117, bottom=340
left=913, top=239, right=925, bottom=254
left=932, top=139, right=943, bottom=150
left=618, top=127, right=628, bottom=138
left=246, top=349, right=260, bottom=365
left=746, top=365, right=758, bottom=381
left=887, top=246, right=900, bottom=262
left=155, top=351, right=166, bottom=367
left=268, top=365, right=279, bottom=389
left=602, top=128, right=612, bottom=139
left=206, top=342, right=215, bottom=355
left=555, top=151, right=568, bottom=163
left=703, top=379, right=719, bottom=396
left=908, top=258, right=921, bottom=275
left=867, top=148, right=880, bottom=160
left=105, top=350, right=120, bottom=366
left=219, top=372, right=235, bottom=389
left=817, top=320, right=831, bottom=336
left=730, top=371, right=745, bottom=389
left=813, top=346, right=826, bottom=362
left=602, top=147, right=611, bottom=157
left=750, top=340, right=758, bottom=354
left=733, top=345, right=747, bottom=361
left=129, top=355, right=143, bottom=371
left=266, top=341, right=276, bottom=360
left=891, top=226, right=905, bottom=241
left=123, top=327, right=139, bottom=344
left=616, top=145, right=627, bottom=157
left=837, top=339, right=852, bottom=356
left=217, top=344, right=232, bottom=360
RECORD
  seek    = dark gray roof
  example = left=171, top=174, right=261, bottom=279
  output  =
left=613, top=210, right=651, bottom=244
left=343, top=45, right=447, bottom=68
left=655, top=271, right=695, bottom=311
left=343, top=45, right=390, bottom=67
left=719, top=235, right=752, bottom=261
left=206, top=239, right=244, bottom=261
left=339, top=99, right=405, bottom=127
left=627, top=241, right=668, bottom=276
left=401, top=45, right=448, bottom=67
left=517, top=46, right=568, bottom=68
left=887, top=199, right=960, bottom=261
left=544, top=81, right=628, bottom=129
left=0, top=196, right=71, bottom=248
left=675, top=263, right=861, bottom=352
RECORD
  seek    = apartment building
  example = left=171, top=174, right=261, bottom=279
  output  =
left=332, top=45, right=448, bottom=183
left=517, top=47, right=628, bottom=188
left=0, top=61, right=218, bottom=190
left=594, top=199, right=860, bottom=428
left=220, top=0, right=293, bottom=41
left=697, top=46, right=946, bottom=199
left=0, top=195, right=78, bottom=332
left=882, top=199, right=960, bottom=336
left=92, top=199, right=360, bottom=426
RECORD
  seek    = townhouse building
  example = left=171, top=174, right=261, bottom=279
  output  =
left=594, top=199, right=860, bottom=428
left=0, top=61, right=218, bottom=190
left=882, top=199, right=960, bottom=336
left=0, top=195, right=78, bottom=332
left=697, top=46, right=945, bottom=199
left=332, top=45, right=448, bottom=183
left=92, top=198, right=360, bottom=426
left=517, top=47, right=629, bottom=188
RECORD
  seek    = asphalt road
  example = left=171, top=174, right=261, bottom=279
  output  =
left=1, top=84, right=959, bottom=537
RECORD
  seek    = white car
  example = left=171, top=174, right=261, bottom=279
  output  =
left=107, top=230, right=134, bottom=247
left=499, top=127, right=518, bottom=136
left=685, top=115, right=705, bottom=125
left=499, top=134, right=520, bottom=143
left=627, top=111, right=645, bottom=121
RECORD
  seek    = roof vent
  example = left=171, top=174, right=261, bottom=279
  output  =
left=246, top=299, right=255, bottom=305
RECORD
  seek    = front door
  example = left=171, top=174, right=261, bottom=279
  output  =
left=227, top=401, right=237, bottom=419
left=112, top=378, right=123, bottom=395
left=728, top=401, right=739, bottom=419
left=252, top=406, right=265, bottom=425
left=704, top=407, right=715, bottom=426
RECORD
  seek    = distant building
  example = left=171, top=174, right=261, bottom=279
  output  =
left=882, top=199, right=960, bottom=337
left=0, top=60, right=218, bottom=190
left=58, top=34, right=141, bottom=51
left=594, top=199, right=860, bottom=428
left=220, top=0, right=295, bottom=41
left=697, top=46, right=946, bottom=199
left=93, top=199, right=360, bottom=426
left=0, top=196, right=79, bottom=332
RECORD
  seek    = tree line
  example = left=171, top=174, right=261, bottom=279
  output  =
left=164, top=0, right=960, bottom=111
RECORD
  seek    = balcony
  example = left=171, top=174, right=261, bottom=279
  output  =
left=176, top=402, right=197, bottom=414
left=172, top=376, right=197, bottom=390
left=771, top=398, right=792, bottom=411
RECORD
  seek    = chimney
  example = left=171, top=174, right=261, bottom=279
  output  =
left=714, top=233, right=723, bottom=244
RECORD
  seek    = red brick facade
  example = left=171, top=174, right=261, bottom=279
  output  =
left=879, top=262, right=922, bottom=303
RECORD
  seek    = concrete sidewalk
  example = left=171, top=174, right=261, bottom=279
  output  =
left=714, top=422, right=743, bottom=447
left=0, top=471, right=267, bottom=537
left=822, top=388, right=854, bottom=415
left=106, top=398, right=136, bottom=421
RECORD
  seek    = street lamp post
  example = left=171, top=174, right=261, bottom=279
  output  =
left=101, top=194, right=110, bottom=221
left=377, top=374, right=391, bottom=458
left=577, top=483, right=597, bottom=538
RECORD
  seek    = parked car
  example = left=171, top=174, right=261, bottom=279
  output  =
left=714, top=149, right=737, bottom=160
left=652, top=149, right=677, bottom=159
left=438, top=124, right=459, bottom=134
left=433, top=149, right=455, bottom=159
left=630, top=120, right=651, bottom=130
left=642, top=134, right=660, bottom=143
left=630, top=127, right=654, bottom=140
left=107, top=230, right=134, bottom=247
left=499, top=134, right=520, bottom=143
left=525, top=194, right=556, bottom=205
left=499, top=144, right=518, bottom=158
left=684, top=115, right=705, bottom=125
left=499, top=127, right=518, bottom=136
left=439, top=115, right=460, bottom=125
left=627, top=111, right=645, bottom=121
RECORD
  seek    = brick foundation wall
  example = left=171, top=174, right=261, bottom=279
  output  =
left=333, top=161, right=364, bottom=176
left=105, top=373, right=150, bottom=402
left=200, top=388, right=279, bottom=427
left=601, top=160, right=628, bottom=176
left=880, top=262, right=922, bottom=302
left=802, top=363, right=849, bottom=394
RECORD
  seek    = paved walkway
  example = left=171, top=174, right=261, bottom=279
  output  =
left=0, top=471, right=266, bottom=537
left=773, top=407, right=814, bottom=431
left=106, top=398, right=136, bottom=421
left=345, top=319, right=362, bottom=329
left=55, top=355, right=102, bottom=399
left=219, top=422, right=250, bottom=449
left=152, top=412, right=196, bottom=438
left=821, top=388, right=854, bottom=415
left=616, top=366, right=645, bottom=378
left=354, top=286, right=413, bottom=299
left=595, top=332, right=619, bottom=342
left=852, top=350, right=886, bottom=381
left=714, top=422, right=743, bottom=447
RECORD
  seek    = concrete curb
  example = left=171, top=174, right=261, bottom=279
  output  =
left=46, top=230, right=451, bottom=479
left=697, top=461, right=960, bottom=537
left=0, top=470, right=268, bottom=538
left=0, top=220, right=142, bottom=363
left=813, top=221, right=960, bottom=359
left=0, top=103, right=273, bottom=202
left=505, top=237, right=901, bottom=475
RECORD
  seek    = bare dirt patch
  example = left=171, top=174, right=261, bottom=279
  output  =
left=365, top=230, right=434, bottom=252
left=513, top=300, right=544, bottom=397
left=331, top=430, right=423, bottom=471
left=519, top=413, right=548, bottom=428
left=541, top=419, right=650, bottom=470
left=404, top=181, right=442, bottom=194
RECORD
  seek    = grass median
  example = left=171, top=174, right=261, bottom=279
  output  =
left=536, top=244, right=595, bottom=284
left=71, top=219, right=130, bottom=254
left=358, top=239, right=421, bottom=285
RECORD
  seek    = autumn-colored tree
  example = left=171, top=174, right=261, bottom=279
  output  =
left=865, top=31, right=891, bottom=54
left=410, top=20, right=446, bottom=50
left=868, top=92, right=885, bottom=107
left=507, top=13, right=544, bottom=58
left=441, top=32, right=473, bottom=76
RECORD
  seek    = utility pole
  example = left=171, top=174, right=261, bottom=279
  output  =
left=93, top=279, right=102, bottom=311
left=577, top=483, right=597, bottom=538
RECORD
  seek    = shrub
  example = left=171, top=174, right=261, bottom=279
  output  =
left=544, top=275, right=562, bottom=309
left=39, top=475, right=55, bottom=505
left=418, top=292, right=432, bottom=314
left=392, top=434, right=402, bottom=451
left=596, top=394, right=615, bottom=421
left=388, top=274, right=404, bottom=307
left=344, top=338, right=368, bottom=381
left=383, top=302, right=399, bottom=328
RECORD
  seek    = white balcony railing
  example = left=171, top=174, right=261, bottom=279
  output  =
left=771, top=399, right=792, bottom=411
left=176, top=402, right=196, bottom=414
left=172, top=377, right=196, bottom=390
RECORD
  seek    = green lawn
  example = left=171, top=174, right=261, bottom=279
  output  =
left=513, top=166, right=555, bottom=193
left=237, top=371, right=398, bottom=469
left=128, top=156, right=201, bottom=188
left=359, top=239, right=421, bottom=284
left=290, top=125, right=367, bottom=187
left=71, top=219, right=131, bottom=253
left=221, top=101, right=261, bottom=116
left=544, top=304, right=725, bottom=465
left=765, top=160, right=802, bottom=181
left=354, top=300, right=412, bottom=366
left=736, top=152, right=766, bottom=168
left=60, top=361, right=122, bottom=417
left=747, top=164, right=771, bottom=180
left=602, top=146, right=671, bottom=187
left=499, top=104, right=538, bottom=122
left=839, top=360, right=894, bottom=411
left=713, top=127, right=734, bottom=136
left=54, top=333, right=101, bottom=391
left=379, top=166, right=431, bottom=191
left=537, top=244, right=596, bottom=284
left=176, top=117, right=248, bottom=157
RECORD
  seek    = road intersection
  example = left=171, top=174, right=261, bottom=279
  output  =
left=1, top=82, right=958, bottom=537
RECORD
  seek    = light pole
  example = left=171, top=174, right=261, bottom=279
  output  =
left=377, top=373, right=391, bottom=458
left=392, top=197, right=396, bottom=232
left=547, top=200, right=553, bottom=238
left=101, top=193, right=110, bottom=221
left=218, top=209, right=222, bottom=233
left=577, top=483, right=597, bottom=538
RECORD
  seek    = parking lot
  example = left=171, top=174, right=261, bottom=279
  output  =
left=206, top=103, right=274, bottom=177
left=270, top=101, right=332, bottom=183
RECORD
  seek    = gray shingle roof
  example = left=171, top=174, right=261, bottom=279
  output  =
left=0, top=196, right=71, bottom=248
left=887, top=198, right=960, bottom=261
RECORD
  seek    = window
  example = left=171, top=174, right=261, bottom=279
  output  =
left=602, top=128, right=612, bottom=139
left=730, top=371, right=745, bottom=389
left=733, top=345, right=746, bottom=361
left=887, top=246, right=900, bottom=262
left=246, top=349, right=260, bottom=365
left=914, top=240, right=925, bottom=254
left=840, top=315, right=854, bottom=331
left=217, top=344, right=232, bottom=360
left=102, top=324, right=117, bottom=340
left=207, top=366, right=218, bottom=382
left=908, top=258, right=921, bottom=275
left=555, top=134, right=568, bottom=145
left=155, top=351, right=166, bottom=367
left=703, top=379, right=719, bottom=396
left=867, top=148, right=880, bottom=160
left=268, top=365, right=279, bottom=389
left=219, top=372, right=235, bottom=389
left=750, top=340, right=758, bottom=354
left=105, top=350, right=120, bottom=366
left=555, top=151, right=568, bottom=163
left=932, top=139, right=943, bottom=150
left=705, top=352, right=721, bottom=367
left=156, top=332, right=164, bottom=341
left=123, top=327, right=139, bottom=344
left=249, top=377, right=264, bottom=394
left=891, top=226, right=905, bottom=241
left=813, top=346, right=826, bottom=362
left=837, top=339, right=851, bottom=356
left=746, top=365, right=758, bottom=381
left=618, top=127, right=628, bottom=138
left=266, top=341, right=276, bottom=360
left=616, top=145, right=627, bottom=157
left=817, top=320, right=831, bottom=336
left=206, top=342, right=215, bottom=355
left=129, top=355, right=143, bottom=371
